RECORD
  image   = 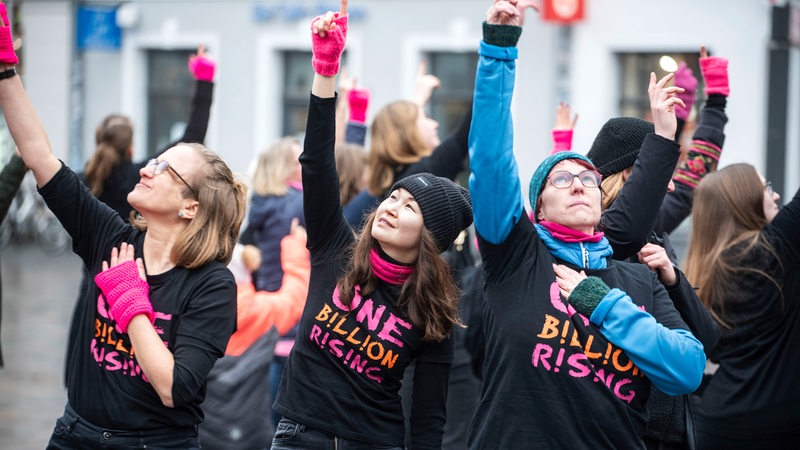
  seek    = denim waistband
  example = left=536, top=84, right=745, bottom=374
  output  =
left=62, top=403, right=198, bottom=441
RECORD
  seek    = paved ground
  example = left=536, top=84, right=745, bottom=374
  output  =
left=0, top=243, right=81, bottom=450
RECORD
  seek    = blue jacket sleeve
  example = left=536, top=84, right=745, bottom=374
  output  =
left=468, top=41, right=524, bottom=245
left=590, top=288, right=706, bottom=396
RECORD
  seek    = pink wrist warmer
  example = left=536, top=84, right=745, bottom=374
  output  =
left=189, top=54, right=215, bottom=82
left=700, top=56, right=729, bottom=97
left=311, top=13, right=348, bottom=76
left=0, top=4, right=19, bottom=65
left=94, top=260, right=154, bottom=333
left=550, top=129, right=573, bottom=154
left=673, top=62, right=697, bottom=120
left=348, top=87, right=370, bottom=124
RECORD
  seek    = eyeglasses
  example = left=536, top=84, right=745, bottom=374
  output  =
left=546, top=170, right=602, bottom=189
left=145, top=159, right=198, bottom=198
left=764, top=181, right=775, bottom=196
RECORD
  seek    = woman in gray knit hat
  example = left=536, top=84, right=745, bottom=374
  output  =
left=272, top=5, right=474, bottom=449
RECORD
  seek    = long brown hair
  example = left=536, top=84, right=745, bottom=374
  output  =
left=84, top=114, right=133, bottom=196
left=335, top=142, right=367, bottom=205
left=683, top=163, right=781, bottom=328
left=336, top=211, right=462, bottom=342
left=367, top=101, right=429, bottom=196
left=132, top=143, right=247, bottom=268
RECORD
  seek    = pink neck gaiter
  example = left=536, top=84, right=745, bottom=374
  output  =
left=539, top=220, right=605, bottom=243
left=369, top=248, right=415, bottom=285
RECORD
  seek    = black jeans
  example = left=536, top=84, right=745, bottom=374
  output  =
left=271, top=417, right=404, bottom=450
left=46, top=403, right=200, bottom=449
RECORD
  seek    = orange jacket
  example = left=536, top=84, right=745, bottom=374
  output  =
left=225, top=232, right=310, bottom=356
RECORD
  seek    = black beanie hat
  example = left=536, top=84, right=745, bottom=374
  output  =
left=586, top=117, right=654, bottom=177
left=391, top=173, right=473, bottom=253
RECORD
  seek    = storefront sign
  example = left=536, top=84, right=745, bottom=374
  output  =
left=542, top=0, right=585, bottom=24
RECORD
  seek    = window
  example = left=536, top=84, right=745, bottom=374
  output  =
left=617, top=51, right=703, bottom=120
left=146, top=49, right=195, bottom=156
left=281, top=50, right=348, bottom=138
left=425, top=51, right=478, bottom=136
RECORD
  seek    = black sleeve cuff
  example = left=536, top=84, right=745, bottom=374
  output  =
left=483, top=22, right=522, bottom=47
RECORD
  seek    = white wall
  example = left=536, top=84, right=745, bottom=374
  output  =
left=18, top=0, right=795, bottom=194
left=20, top=1, right=71, bottom=163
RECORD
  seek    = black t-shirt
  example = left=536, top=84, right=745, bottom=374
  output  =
left=695, top=189, right=800, bottom=439
left=468, top=218, right=688, bottom=450
left=274, top=94, right=453, bottom=448
left=40, top=163, right=237, bottom=431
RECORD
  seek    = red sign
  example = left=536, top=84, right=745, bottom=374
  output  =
left=541, top=0, right=585, bottom=24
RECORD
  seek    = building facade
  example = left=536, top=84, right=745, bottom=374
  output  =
left=8, top=0, right=800, bottom=203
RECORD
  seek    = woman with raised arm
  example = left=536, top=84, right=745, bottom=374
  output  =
left=465, top=1, right=705, bottom=448
left=342, top=60, right=473, bottom=231
left=0, top=4, right=246, bottom=448
left=271, top=2, right=473, bottom=448
left=684, top=164, right=800, bottom=449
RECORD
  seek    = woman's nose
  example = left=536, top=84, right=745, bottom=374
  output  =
left=667, top=179, right=675, bottom=193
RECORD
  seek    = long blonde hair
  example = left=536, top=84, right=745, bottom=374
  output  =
left=367, top=101, right=429, bottom=196
left=132, top=143, right=247, bottom=268
left=683, top=164, right=781, bottom=328
left=599, top=169, right=629, bottom=210
left=251, top=137, right=301, bottom=197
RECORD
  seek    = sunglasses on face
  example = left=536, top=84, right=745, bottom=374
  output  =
left=546, top=170, right=602, bottom=189
left=145, top=158, right=198, bottom=198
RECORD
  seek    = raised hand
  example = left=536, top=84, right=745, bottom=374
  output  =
left=311, top=0, right=348, bottom=77
left=412, top=60, right=441, bottom=107
left=554, top=102, right=578, bottom=130
left=699, top=45, right=729, bottom=97
left=487, top=0, right=522, bottom=26
left=673, top=62, right=697, bottom=121
left=648, top=72, right=685, bottom=140
left=637, top=243, right=677, bottom=286
left=188, top=44, right=216, bottom=82
left=517, top=0, right=541, bottom=26
left=0, top=1, right=19, bottom=65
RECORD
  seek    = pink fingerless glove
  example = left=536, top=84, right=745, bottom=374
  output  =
left=94, top=260, right=154, bottom=334
left=700, top=56, right=729, bottom=97
left=673, top=62, right=697, bottom=120
left=311, top=13, right=348, bottom=76
left=550, top=129, right=573, bottom=154
left=0, top=3, right=19, bottom=65
left=348, top=87, right=370, bottom=124
left=189, top=54, right=216, bottom=82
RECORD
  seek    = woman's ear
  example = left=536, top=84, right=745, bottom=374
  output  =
left=179, top=200, right=199, bottom=220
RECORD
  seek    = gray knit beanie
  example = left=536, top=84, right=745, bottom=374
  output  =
left=391, top=173, right=473, bottom=253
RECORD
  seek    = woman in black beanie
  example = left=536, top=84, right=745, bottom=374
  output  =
left=587, top=46, right=730, bottom=450
left=271, top=4, right=474, bottom=448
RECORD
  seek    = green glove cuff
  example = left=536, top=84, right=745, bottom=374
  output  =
left=569, top=276, right=610, bottom=317
left=483, top=22, right=522, bottom=48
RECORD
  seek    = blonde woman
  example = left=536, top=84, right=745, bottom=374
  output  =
left=0, top=6, right=247, bottom=447
left=248, top=136, right=305, bottom=292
